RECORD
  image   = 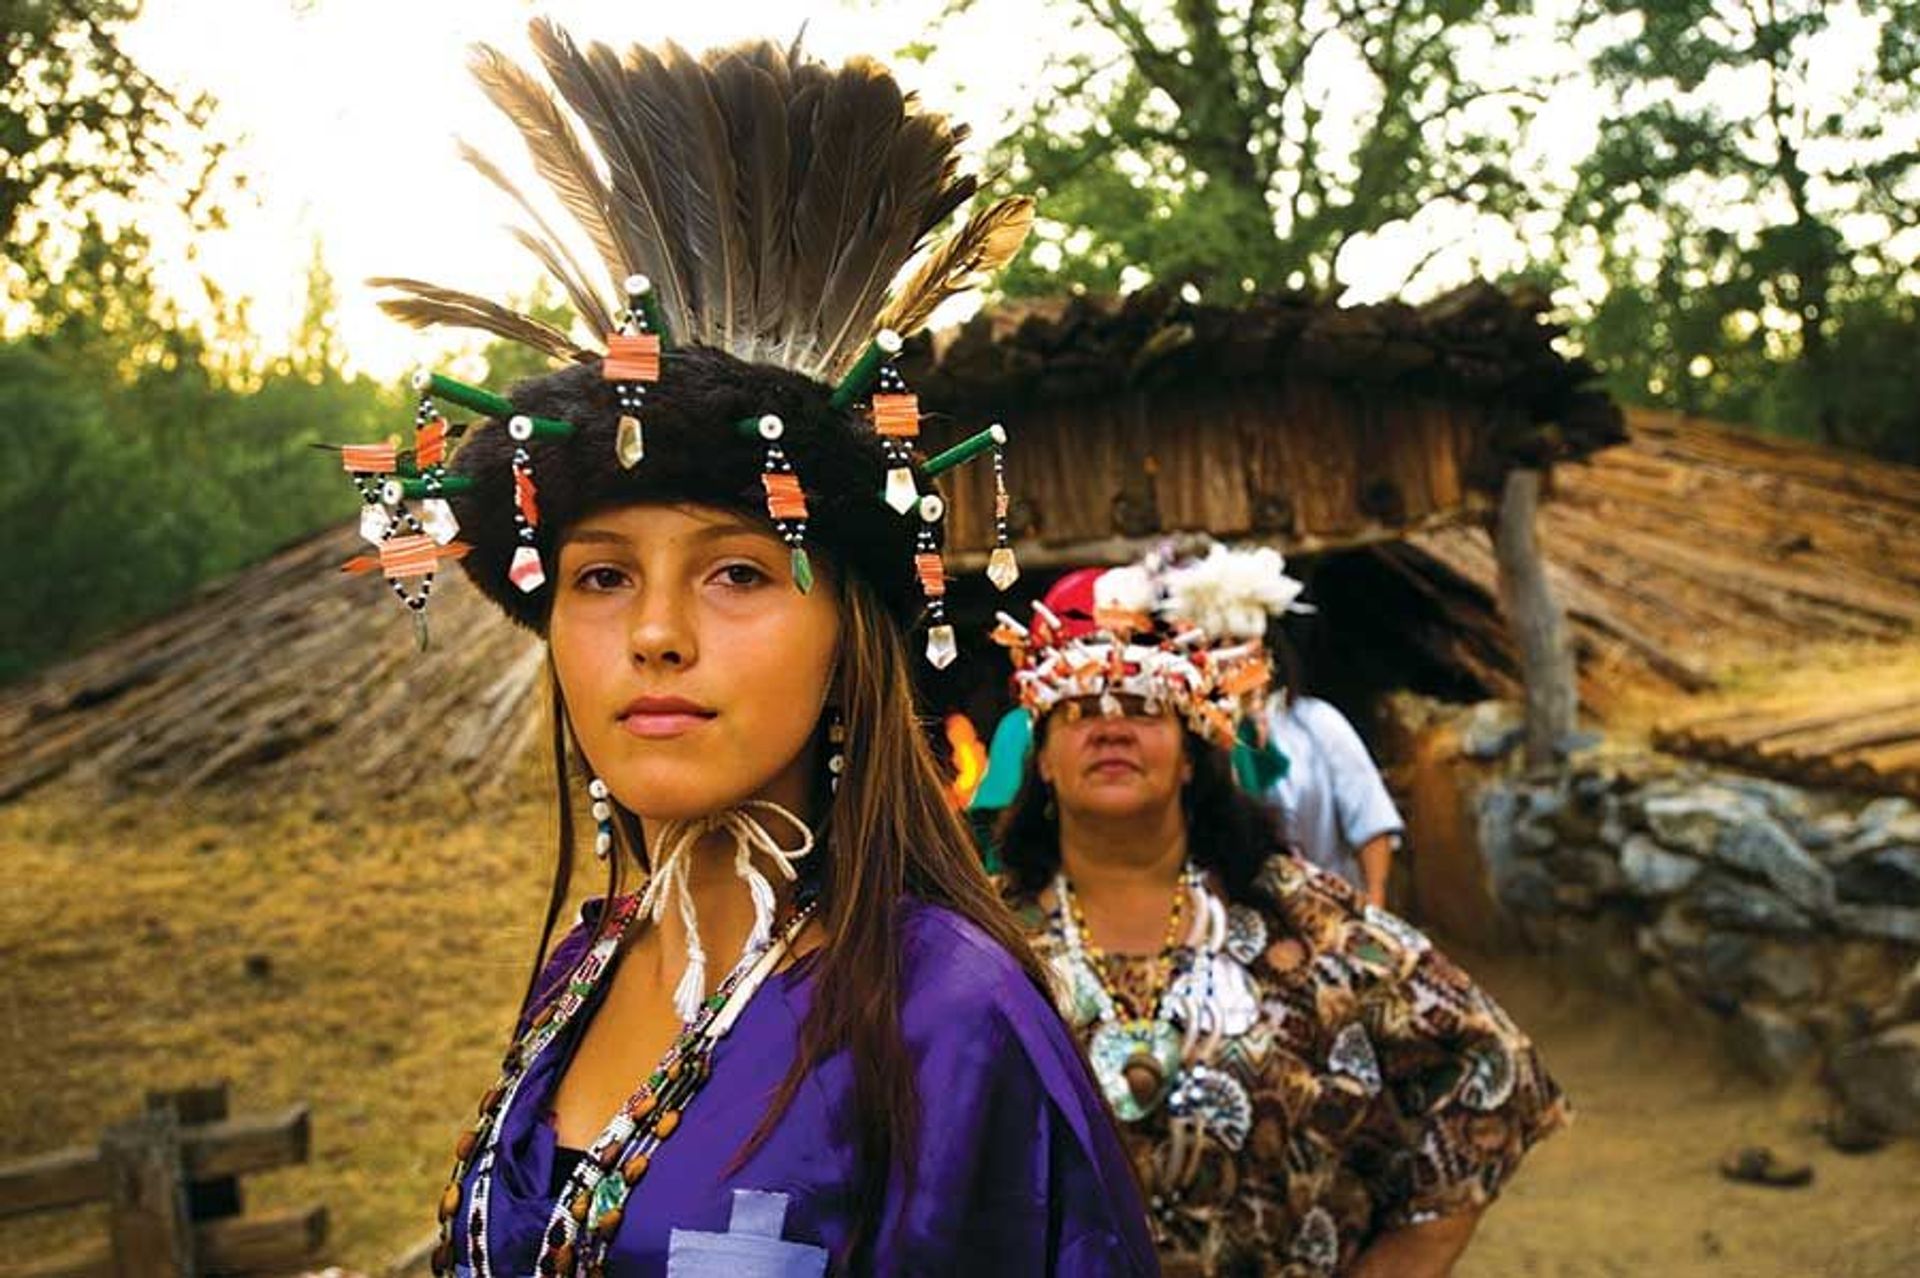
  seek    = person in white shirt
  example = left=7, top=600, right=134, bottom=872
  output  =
left=1263, top=639, right=1405, bottom=906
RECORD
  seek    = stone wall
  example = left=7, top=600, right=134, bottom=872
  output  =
left=1476, top=757, right=1920, bottom=1144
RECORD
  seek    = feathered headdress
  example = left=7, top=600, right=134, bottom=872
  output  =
left=992, top=541, right=1310, bottom=748
left=325, top=21, right=1034, bottom=660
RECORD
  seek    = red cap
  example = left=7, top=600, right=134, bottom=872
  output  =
left=1038, top=567, right=1106, bottom=640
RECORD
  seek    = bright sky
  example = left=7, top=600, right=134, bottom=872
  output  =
left=109, top=0, right=1897, bottom=384
left=119, top=0, right=1060, bottom=380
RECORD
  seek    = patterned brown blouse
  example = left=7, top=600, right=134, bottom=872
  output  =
left=1006, top=852, right=1569, bottom=1277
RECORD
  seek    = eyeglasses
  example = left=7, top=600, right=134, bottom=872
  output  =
left=1052, top=692, right=1170, bottom=723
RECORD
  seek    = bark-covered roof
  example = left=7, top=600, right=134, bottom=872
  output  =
left=900, top=280, right=1625, bottom=466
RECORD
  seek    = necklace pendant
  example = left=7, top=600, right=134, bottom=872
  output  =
left=1088, top=1019, right=1183, bottom=1121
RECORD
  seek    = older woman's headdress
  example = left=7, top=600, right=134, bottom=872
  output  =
left=993, top=541, right=1311, bottom=749
left=324, top=23, right=1032, bottom=661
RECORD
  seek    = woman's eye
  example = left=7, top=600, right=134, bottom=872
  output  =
left=714, top=561, right=771, bottom=589
left=575, top=566, right=630, bottom=591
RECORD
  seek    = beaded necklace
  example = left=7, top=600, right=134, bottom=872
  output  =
left=430, top=893, right=816, bottom=1278
left=1052, top=864, right=1208, bottom=1122
left=1060, top=870, right=1189, bottom=1019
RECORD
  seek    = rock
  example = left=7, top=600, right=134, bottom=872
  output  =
left=1497, top=862, right=1559, bottom=916
left=1460, top=702, right=1525, bottom=760
left=1747, top=944, right=1821, bottom=1003
left=1548, top=846, right=1627, bottom=893
left=1516, top=813, right=1560, bottom=855
left=1726, top=1005, right=1817, bottom=1084
left=1713, top=813, right=1834, bottom=915
left=1884, top=961, right=1920, bottom=1026
left=1856, top=796, right=1918, bottom=830
left=1785, top=812, right=1845, bottom=855
left=1830, top=904, right=1920, bottom=945
left=1829, top=1024, right=1920, bottom=1136
left=1719, top=776, right=1811, bottom=821
left=1649, top=902, right=1707, bottom=954
left=1620, top=835, right=1704, bottom=897
left=1476, top=783, right=1524, bottom=880
left=1688, top=875, right=1817, bottom=936
left=1551, top=881, right=1599, bottom=914
left=1824, top=1105, right=1892, bottom=1154
left=1834, top=846, right=1920, bottom=907
left=1644, top=789, right=1758, bottom=858
left=1669, top=932, right=1757, bottom=1011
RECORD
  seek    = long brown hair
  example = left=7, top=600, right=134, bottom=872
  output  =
left=518, top=568, right=1050, bottom=1256
left=996, top=718, right=1290, bottom=912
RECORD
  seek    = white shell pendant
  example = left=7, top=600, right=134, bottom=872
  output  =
left=986, top=545, right=1020, bottom=591
left=616, top=414, right=645, bottom=468
left=508, top=544, right=546, bottom=593
left=417, top=498, right=459, bottom=546
left=884, top=466, right=919, bottom=514
left=924, top=623, right=958, bottom=669
left=359, top=503, right=392, bottom=545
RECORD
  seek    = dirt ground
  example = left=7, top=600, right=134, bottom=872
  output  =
left=1, top=783, right=1914, bottom=1275
left=1450, top=944, right=1920, bottom=1277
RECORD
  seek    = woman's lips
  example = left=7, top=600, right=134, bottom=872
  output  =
left=1087, top=758, right=1141, bottom=776
left=619, top=711, right=713, bottom=739
left=617, top=696, right=717, bottom=739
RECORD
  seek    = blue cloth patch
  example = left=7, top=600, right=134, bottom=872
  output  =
left=666, top=1189, right=827, bottom=1278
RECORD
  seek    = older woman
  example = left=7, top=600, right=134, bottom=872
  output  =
left=994, top=547, right=1567, bottom=1277
left=329, top=23, right=1153, bottom=1277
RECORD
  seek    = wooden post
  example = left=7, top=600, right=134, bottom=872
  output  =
left=1493, top=468, right=1577, bottom=767
left=101, top=1110, right=194, bottom=1278
left=147, top=1086, right=239, bottom=1226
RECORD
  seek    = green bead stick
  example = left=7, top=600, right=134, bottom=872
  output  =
left=829, top=329, right=903, bottom=410
left=735, top=414, right=784, bottom=441
left=506, top=414, right=576, bottom=442
left=389, top=475, right=476, bottom=501
left=922, top=423, right=1008, bottom=478
left=411, top=369, right=512, bottom=418
left=625, top=275, right=672, bottom=348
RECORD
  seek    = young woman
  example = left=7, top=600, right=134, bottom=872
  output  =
left=993, top=549, right=1567, bottom=1277
left=334, top=23, right=1154, bottom=1277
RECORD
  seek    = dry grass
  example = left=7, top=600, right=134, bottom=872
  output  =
left=3, top=767, right=1917, bottom=1275
left=0, top=776, right=565, bottom=1270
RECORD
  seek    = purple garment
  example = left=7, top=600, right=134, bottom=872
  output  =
left=451, top=899, right=1158, bottom=1276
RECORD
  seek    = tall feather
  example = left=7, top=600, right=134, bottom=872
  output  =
left=387, top=23, right=1020, bottom=378
left=458, top=141, right=617, bottom=339
left=531, top=22, right=693, bottom=336
left=875, top=197, right=1036, bottom=342
left=370, top=277, right=592, bottom=364
left=467, top=45, right=626, bottom=289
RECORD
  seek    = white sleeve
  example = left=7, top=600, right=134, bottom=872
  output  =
left=1299, top=700, right=1404, bottom=848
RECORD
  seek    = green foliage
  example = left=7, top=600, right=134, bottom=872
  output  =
left=0, top=246, right=398, bottom=682
left=956, top=0, right=1549, bottom=298
left=2, top=0, right=224, bottom=302
left=1563, top=0, right=1920, bottom=455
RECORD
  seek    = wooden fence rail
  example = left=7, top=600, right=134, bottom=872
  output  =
left=0, top=1085, right=326, bottom=1278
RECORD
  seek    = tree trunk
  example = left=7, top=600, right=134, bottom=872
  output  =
left=1493, top=468, right=1577, bottom=766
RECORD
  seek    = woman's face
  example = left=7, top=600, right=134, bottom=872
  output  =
left=1037, top=694, right=1191, bottom=825
left=550, top=503, right=840, bottom=823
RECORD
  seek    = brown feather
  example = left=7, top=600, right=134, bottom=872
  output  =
left=369, top=277, right=592, bottom=364
left=467, top=44, right=626, bottom=290
left=875, top=197, right=1035, bottom=342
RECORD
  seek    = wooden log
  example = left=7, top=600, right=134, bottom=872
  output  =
left=0, top=1244, right=115, bottom=1278
left=180, top=1107, right=311, bottom=1184
left=0, top=1146, right=105, bottom=1219
left=1494, top=469, right=1578, bottom=765
left=102, top=1109, right=195, bottom=1278
left=195, top=1203, right=328, bottom=1276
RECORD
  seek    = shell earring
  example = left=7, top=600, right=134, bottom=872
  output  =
left=588, top=776, right=615, bottom=860
left=826, top=708, right=847, bottom=793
